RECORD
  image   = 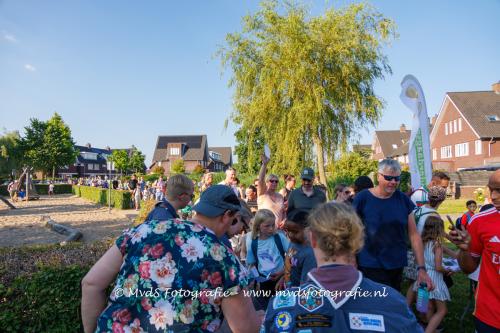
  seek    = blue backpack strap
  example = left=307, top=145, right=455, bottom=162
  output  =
left=251, top=236, right=263, bottom=276
left=273, top=234, right=285, bottom=259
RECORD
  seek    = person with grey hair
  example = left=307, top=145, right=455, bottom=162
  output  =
left=145, top=174, right=194, bottom=221
left=353, top=159, right=433, bottom=292
left=218, top=167, right=240, bottom=198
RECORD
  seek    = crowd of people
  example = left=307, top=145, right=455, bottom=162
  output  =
left=50, top=157, right=500, bottom=332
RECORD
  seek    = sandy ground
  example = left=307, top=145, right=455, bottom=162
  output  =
left=0, top=194, right=138, bottom=247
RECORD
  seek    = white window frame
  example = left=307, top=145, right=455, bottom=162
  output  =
left=455, top=142, right=469, bottom=157
left=432, top=148, right=437, bottom=160
left=88, top=164, right=94, bottom=170
left=441, top=145, right=452, bottom=159
left=475, top=140, right=482, bottom=155
left=445, top=123, right=448, bottom=135
left=170, top=147, right=180, bottom=156
left=453, top=120, right=457, bottom=133
left=458, top=118, right=462, bottom=132
left=94, top=164, right=100, bottom=170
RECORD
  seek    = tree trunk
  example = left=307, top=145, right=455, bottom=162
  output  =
left=313, top=136, right=327, bottom=186
left=52, top=166, right=55, bottom=179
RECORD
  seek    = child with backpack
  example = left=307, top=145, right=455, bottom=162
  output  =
left=246, top=209, right=290, bottom=310
left=457, top=200, right=476, bottom=230
left=412, top=215, right=451, bottom=333
left=281, top=209, right=317, bottom=288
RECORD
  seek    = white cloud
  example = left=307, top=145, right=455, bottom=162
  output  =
left=24, top=64, right=36, bottom=72
left=2, top=31, right=17, bottom=43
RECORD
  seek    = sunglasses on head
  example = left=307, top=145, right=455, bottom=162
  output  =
left=380, top=174, right=401, bottom=182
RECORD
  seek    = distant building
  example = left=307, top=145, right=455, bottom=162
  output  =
left=58, top=143, right=143, bottom=177
left=371, top=124, right=412, bottom=165
left=430, top=82, right=500, bottom=171
left=150, top=135, right=233, bottom=175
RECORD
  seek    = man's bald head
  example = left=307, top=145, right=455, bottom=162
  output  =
left=487, top=170, right=500, bottom=210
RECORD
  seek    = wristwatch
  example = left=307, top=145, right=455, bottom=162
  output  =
left=417, top=265, right=427, bottom=271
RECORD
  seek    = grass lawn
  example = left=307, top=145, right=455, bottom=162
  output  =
left=437, top=199, right=468, bottom=215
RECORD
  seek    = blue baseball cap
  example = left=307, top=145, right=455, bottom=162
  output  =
left=192, top=185, right=241, bottom=217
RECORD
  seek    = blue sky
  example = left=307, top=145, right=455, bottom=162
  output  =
left=1, top=0, right=499, bottom=165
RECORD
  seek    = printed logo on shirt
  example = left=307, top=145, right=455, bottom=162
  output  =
left=349, top=313, right=385, bottom=332
left=273, top=294, right=296, bottom=309
left=297, top=330, right=313, bottom=333
left=489, top=235, right=500, bottom=243
left=275, top=311, right=293, bottom=330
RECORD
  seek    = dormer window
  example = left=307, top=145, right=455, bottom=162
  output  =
left=486, top=115, right=499, bottom=122
left=170, top=147, right=180, bottom=155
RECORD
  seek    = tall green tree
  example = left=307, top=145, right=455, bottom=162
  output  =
left=329, top=152, right=377, bottom=183
left=233, top=125, right=265, bottom=175
left=44, top=113, right=78, bottom=178
left=0, top=130, right=22, bottom=178
left=18, top=114, right=77, bottom=178
left=18, top=118, right=49, bottom=174
left=129, top=147, right=145, bottom=173
left=219, top=1, right=395, bottom=183
left=109, top=150, right=129, bottom=176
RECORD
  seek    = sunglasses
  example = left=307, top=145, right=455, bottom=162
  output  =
left=268, top=180, right=279, bottom=183
left=343, top=190, right=351, bottom=195
left=380, top=173, right=401, bottom=182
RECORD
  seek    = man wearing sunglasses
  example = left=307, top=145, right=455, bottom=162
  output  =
left=353, top=159, right=433, bottom=293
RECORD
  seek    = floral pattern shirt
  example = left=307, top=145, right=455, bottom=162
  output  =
left=96, top=218, right=250, bottom=333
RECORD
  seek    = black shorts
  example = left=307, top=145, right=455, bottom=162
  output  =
left=474, top=316, right=500, bottom=333
left=359, top=266, right=403, bottom=291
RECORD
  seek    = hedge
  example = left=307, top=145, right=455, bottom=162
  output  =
left=0, top=184, right=73, bottom=196
left=72, top=185, right=132, bottom=209
left=0, top=242, right=110, bottom=332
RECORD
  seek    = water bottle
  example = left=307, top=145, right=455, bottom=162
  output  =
left=416, top=282, right=429, bottom=313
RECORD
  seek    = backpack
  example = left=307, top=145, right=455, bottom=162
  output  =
left=456, top=212, right=473, bottom=231
left=414, top=207, right=438, bottom=227
left=251, top=234, right=285, bottom=277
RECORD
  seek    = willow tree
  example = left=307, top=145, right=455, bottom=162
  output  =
left=219, top=1, right=395, bottom=183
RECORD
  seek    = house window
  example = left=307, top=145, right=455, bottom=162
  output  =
left=453, top=120, right=457, bottom=133
left=458, top=118, right=462, bottom=131
left=449, top=121, right=453, bottom=134
left=486, top=115, right=499, bottom=122
left=158, top=161, right=162, bottom=166
left=445, top=123, right=448, bottom=135
left=455, top=142, right=469, bottom=157
left=475, top=140, right=482, bottom=155
left=94, top=164, right=100, bottom=170
left=88, top=164, right=94, bottom=170
left=170, top=147, right=180, bottom=155
left=440, top=146, right=452, bottom=159
left=432, top=148, right=437, bottom=160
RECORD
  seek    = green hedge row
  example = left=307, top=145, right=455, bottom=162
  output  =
left=0, top=184, right=73, bottom=196
left=72, top=185, right=132, bottom=209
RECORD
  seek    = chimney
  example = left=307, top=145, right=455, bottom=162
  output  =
left=399, top=124, right=406, bottom=133
left=85, top=143, right=91, bottom=148
left=492, top=81, right=500, bottom=94
left=431, top=115, right=437, bottom=126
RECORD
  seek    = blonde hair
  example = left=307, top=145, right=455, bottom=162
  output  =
left=251, top=209, right=275, bottom=239
left=166, top=174, right=193, bottom=200
left=308, top=202, right=365, bottom=259
left=421, top=215, right=445, bottom=245
left=266, top=174, right=279, bottom=182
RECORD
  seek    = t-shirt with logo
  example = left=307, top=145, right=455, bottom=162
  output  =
left=246, top=232, right=290, bottom=277
left=467, top=207, right=500, bottom=329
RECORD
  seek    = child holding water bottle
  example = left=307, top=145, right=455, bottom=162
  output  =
left=413, top=215, right=451, bottom=333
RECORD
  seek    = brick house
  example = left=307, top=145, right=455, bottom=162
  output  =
left=430, top=83, right=500, bottom=171
left=58, top=143, right=140, bottom=178
left=371, top=124, right=412, bottom=165
left=150, top=135, right=233, bottom=175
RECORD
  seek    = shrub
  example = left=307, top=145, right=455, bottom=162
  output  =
left=72, top=185, right=131, bottom=209
left=151, top=165, right=165, bottom=175
left=0, top=265, right=88, bottom=332
left=171, top=159, right=185, bottom=174
left=0, top=184, right=73, bottom=196
left=143, top=173, right=163, bottom=183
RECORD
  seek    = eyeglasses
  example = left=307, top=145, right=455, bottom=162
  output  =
left=344, top=190, right=351, bottom=195
left=302, top=179, right=312, bottom=182
left=380, top=173, right=401, bottom=182
left=268, top=180, right=279, bottom=183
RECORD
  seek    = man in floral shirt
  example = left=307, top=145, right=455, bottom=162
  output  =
left=82, top=185, right=262, bottom=333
